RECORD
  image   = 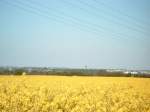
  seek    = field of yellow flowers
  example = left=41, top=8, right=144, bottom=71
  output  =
left=0, top=75, right=150, bottom=112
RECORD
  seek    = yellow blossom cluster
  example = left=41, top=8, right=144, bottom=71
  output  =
left=0, top=76, right=150, bottom=112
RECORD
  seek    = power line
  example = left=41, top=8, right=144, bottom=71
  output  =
left=77, top=0, right=149, bottom=35
left=92, top=0, right=150, bottom=29
left=0, top=0, right=147, bottom=42
left=93, top=0, right=150, bottom=28
left=1, top=0, right=106, bottom=37
left=61, top=0, right=149, bottom=35
left=16, top=0, right=146, bottom=41
left=23, top=0, right=140, bottom=40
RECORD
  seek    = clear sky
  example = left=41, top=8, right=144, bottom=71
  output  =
left=0, top=0, right=150, bottom=70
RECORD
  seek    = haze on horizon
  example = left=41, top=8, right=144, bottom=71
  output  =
left=0, top=0, right=150, bottom=70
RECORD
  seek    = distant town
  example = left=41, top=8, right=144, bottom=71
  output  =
left=0, top=66, right=150, bottom=78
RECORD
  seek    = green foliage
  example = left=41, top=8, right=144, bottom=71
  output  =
left=14, top=69, right=24, bottom=75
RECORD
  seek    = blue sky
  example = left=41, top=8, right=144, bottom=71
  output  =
left=0, top=0, right=150, bottom=69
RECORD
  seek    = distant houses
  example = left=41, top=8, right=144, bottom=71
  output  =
left=0, top=67, right=149, bottom=77
left=123, top=71, right=138, bottom=77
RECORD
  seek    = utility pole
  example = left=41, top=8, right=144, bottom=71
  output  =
left=85, top=65, right=87, bottom=69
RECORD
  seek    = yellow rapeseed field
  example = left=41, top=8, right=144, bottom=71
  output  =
left=0, top=75, right=150, bottom=112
